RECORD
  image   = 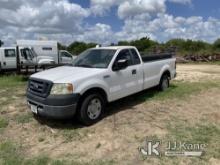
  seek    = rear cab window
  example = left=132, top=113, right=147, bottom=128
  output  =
left=130, top=49, right=141, bottom=65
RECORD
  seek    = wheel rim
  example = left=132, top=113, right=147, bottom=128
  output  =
left=162, top=77, right=168, bottom=90
left=87, top=98, right=102, bottom=120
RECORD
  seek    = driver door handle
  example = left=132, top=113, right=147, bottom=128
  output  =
left=132, top=69, right=137, bottom=75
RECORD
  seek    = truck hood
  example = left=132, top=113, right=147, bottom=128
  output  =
left=31, top=66, right=106, bottom=83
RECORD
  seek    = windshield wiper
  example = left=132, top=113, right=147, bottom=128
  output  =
left=75, top=64, right=93, bottom=68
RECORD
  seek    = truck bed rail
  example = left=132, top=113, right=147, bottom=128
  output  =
left=141, top=53, right=173, bottom=63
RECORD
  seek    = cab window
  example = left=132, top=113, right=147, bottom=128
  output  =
left=114, top=49, right=132, bottom=66
left=5, top=49, right=16, bottom=58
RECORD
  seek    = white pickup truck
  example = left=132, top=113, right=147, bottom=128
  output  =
left=26, top=46, right=176, bottom=125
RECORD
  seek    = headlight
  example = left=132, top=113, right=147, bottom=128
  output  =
left=50, top=83, right=73, bottom=95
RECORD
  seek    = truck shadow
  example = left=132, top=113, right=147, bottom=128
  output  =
left=34, top=84, right=178, bottom=129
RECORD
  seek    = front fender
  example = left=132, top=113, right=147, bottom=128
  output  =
left=74, top=79, right=110, bottom=101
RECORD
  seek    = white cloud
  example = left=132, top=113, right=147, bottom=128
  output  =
left=116, top=14, right=220, bottom=43
left=90, top=0, right=167, bottom=18
left=168, top=0, right=192, bottom=5
left=0, top=0, right=89, bottom=45
left=118, top=0, right=166, bottom=19
left=90, top=0, right=193, bottom=18
left=0, top=0, right=220, bottom=47
left=75, top=23, right=114, bottom=45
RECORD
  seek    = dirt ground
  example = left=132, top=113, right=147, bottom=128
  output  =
left=175, top=64, right=220, bottom=82
left=0, top=64, right=220, bottom=165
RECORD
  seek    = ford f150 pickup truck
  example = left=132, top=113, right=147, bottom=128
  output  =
left=26, top=46, right=176, bottom=125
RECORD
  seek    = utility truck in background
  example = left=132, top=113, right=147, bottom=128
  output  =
left=17, top=40, right=76, bottom=65
left=0, top=46, right=35, bottom=71
left=0, top=40, right=76, bottom=72
left=27, top=46, right=176, bottom=125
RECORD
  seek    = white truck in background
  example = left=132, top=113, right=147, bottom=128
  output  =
left=27, top=46, right=176, bottom=125
left=17, top=40, right=76, bottom=65
left=0, top=40, right=76, bottom=72
left=0, top=47, right=35, bottom=71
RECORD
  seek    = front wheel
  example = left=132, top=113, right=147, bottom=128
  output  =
left=159, top=74, right=170, bottom=91
left=77, top=93, right=105, bottom=126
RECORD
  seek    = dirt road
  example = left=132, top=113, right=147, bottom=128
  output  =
left=0, top=64, right=220, bottom=165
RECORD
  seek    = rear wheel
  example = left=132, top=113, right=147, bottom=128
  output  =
left=77, top=93, right=105, bottom=126
left=159, top=74, right=170, bottom=91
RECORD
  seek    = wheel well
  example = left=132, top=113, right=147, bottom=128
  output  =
left=162, top=70, right=171, bottom=79
left=80, top=88, right=108, bottom=104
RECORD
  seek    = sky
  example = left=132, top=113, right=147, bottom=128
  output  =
left=0, top=0, right=220, bottom=46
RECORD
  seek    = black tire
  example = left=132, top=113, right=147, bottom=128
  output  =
left=77, top=93, right=105, bottom=126
left=159, top=74, right=170, bottom=91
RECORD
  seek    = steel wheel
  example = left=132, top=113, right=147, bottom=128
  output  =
left=87, top=98, right=102, bottom=120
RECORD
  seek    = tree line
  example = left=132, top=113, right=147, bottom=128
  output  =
left=1, top=38, right=220, bottom=56
left=58, top=37, right=220, bottom=56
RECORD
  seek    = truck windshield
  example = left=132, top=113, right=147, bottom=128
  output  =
left=73, top=49, right=116, bottom=68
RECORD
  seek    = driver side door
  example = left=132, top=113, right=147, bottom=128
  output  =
left=107, top=49, right=142, bottom=101
left=4, top=49, right=16, bottom=69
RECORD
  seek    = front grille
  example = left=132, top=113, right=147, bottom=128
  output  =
left=28, top=78, right=53, bottom=98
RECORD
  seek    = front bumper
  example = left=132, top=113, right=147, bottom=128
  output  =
left=27, top=92, right=80, bottom=119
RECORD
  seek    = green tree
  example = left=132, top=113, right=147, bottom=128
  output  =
left=118, top=37, right=158, bottom=52
left=67, top=41, right=97, bottom=55
left=213, top=38, right=220, bottom=51
left=58, top=42, right=67, bottom=50
left=118, top=41, right=130, bottom=46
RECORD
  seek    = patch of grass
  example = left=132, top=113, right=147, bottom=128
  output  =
left=15, top=113, right=33, bottom=124
left=24, top=156, right=50, bottom=165
left=166, top=122, right=220, bottom=161
left=38, top=137, right=45, bottom=142
left=0, top=141, right=23, bottom=164
left=60, top=126, right=91, bottom=142
left=0, top=98, right=12, bottom=107
left=0, top=141, right=115, bottom=165
left=137, top=81, right=220, bottom=101
left=61, top=129, right=82, bottom=142
left=0, top=117, right=8, bottom=129
left=0, top=75, right=27, bottom=89
left=96, top=143, right=101, bottom=149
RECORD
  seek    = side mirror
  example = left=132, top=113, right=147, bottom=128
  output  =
left=113, top=59, right=128, bottom=71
